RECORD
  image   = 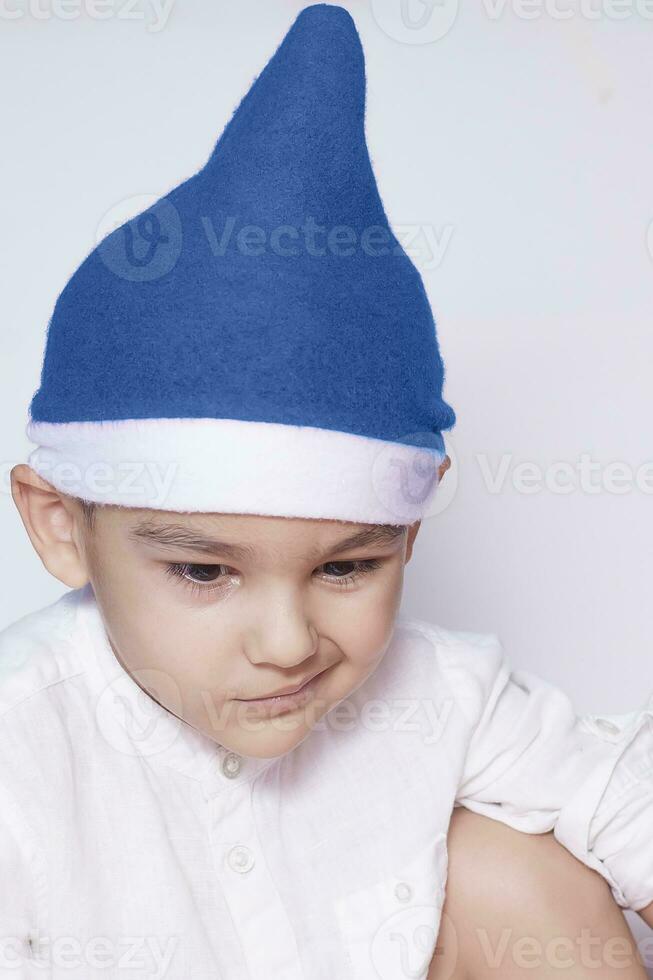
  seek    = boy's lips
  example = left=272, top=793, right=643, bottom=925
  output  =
left=237, top=666, right=327, bottom=702
left=229, top=664, right=336, bottom=721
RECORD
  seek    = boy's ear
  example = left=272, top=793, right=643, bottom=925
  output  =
left=405, top=520, right=421, bottom=562
left=10, top=464, right=90, bottom=589
left=438, top=454, right=451, bottom=482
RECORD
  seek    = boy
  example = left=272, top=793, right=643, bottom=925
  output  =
left=4, top=4, right=653, bottom=978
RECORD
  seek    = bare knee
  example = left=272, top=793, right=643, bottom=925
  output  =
left=428, top=806, right=647, bottom=980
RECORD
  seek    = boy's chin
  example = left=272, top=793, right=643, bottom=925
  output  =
left=210, top=711, right=324, bottom=760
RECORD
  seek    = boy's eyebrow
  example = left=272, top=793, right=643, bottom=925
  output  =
left=127, top=521, right=405, bottom=561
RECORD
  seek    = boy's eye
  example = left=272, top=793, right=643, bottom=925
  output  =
left=319, top=560, right=381, bottom=582
left=165, top=562, right=238, bottom=592
left=174, top=563, right=227, bottom=584
left=322, top=558, right=383, bottom=584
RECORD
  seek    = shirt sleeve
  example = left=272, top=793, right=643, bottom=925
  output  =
left=444, top=631, right=653, bottom=912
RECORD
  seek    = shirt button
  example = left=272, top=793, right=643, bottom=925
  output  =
left=227, top=845, right=255, bottom=874
left=594, top=718, right=621, bottom=736
left=26, top=931, right=48, bottom=960
left=394, top=881, right=412, bottom=903
left=221, top=752, right=242, bottom=778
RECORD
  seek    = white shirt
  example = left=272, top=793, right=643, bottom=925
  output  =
left=0, top=583, right=651, bottom=980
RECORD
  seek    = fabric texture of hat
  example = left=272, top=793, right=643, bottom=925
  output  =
left=25, top=2, right=455, bottom=524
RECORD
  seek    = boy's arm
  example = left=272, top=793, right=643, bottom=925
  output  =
left=442, top=633, right=653, bottom=921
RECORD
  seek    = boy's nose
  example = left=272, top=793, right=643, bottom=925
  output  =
left=245, top=609, right=320, bottom=671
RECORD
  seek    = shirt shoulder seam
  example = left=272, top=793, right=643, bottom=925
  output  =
left=0, top=666, right=87, bottom=723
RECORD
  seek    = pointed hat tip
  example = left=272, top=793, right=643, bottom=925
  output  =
left=293, top=4, right=356, bottom=30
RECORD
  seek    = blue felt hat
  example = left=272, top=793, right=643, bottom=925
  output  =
left=26, top=3, right=455, bottom=523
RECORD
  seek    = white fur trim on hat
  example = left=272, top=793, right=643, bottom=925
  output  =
left=25, top=418, right=446, bottom=524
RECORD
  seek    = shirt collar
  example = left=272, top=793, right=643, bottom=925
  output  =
left=73, top=583, right=279, bottom=795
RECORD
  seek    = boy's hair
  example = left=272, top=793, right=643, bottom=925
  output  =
left=76, top=498, right=98, bottom=531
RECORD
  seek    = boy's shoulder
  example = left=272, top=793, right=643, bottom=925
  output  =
left=392, top=613, right=507, bottom=719
left=0, top=587, right=87, bottom=720
left=394, top=612, right=503, bottom=664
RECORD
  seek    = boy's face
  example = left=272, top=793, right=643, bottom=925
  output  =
left=81, top=506, right=422, bottom=760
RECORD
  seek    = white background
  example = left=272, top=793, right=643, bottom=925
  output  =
left=1, top=0, right=652, bottom=957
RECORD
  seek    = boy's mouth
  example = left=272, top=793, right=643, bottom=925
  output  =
left=230, top=663, right=336, bottom=719
left=237, top=665, right=328, bottom=702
